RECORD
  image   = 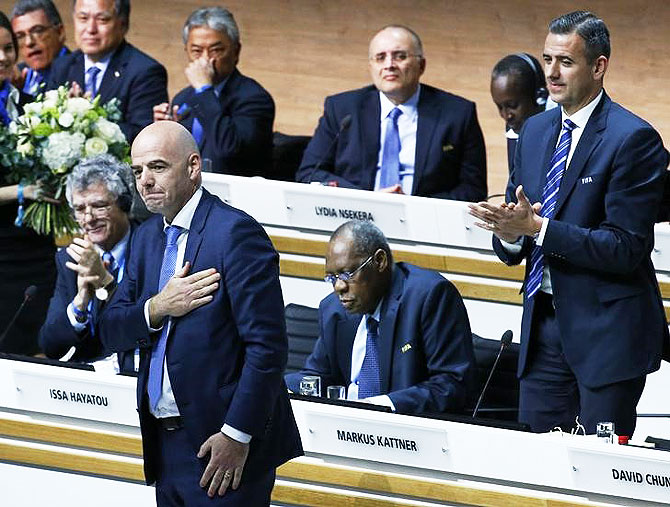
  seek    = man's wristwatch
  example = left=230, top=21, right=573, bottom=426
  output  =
left=95, top=276, right=116, bottom=301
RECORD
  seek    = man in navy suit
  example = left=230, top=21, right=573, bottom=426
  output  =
left=296, top=25, right=486, bottom=201
left=469, top=11, right=670, bottom=436
left=10, top=0, right=68, bottom=97
left=100, top=121, right=301, bottom=505
left=153, top=6, right=274, bottom=177
left=285, top=220, right=474, bottom=415
left=47, top=0, right=167, bottom=143
left=39, top=154, right=136, bottom=373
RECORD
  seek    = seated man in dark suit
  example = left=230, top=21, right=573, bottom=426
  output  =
left=286, top=220, right=474, bottom=415
left=39, top=154, right=137, bottom=373
left=47, top=0, right=167, bottom=143
left=10, top=0, right=68, bottom=96
left=153, top=6, right=274, bottom=177
left=296, top=25, right=487, bottom=201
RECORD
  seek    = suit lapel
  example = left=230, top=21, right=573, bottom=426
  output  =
left=336, top=315, right=360, bottom=382
left=377, top=266, right=403, bottom=394
left=98, top=42, right=128, bottom=104
left=413, top=87, right=437, bottom=194
left=183, top=189, right=213, bottom=268
left=554, top=94, right=608, bottom=216
left=360, top=88, right=381, bottom=189
left=532, top=111, right=562, bottom=202
left=71, top=52, right=85, bottom=88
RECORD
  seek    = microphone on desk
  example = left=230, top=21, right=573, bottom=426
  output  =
left=0, top=285, right=38, bottom=347
left=306, top=114, right=352, bottom=185
left=472, top=329, right=513, bottom=419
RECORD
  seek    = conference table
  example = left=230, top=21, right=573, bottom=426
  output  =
left=1, top=174, right=669, bottom=506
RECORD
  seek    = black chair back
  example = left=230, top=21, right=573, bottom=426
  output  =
left=284, top=303, right=319, bottom=373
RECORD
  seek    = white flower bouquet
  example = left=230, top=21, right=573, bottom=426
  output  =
left=0, top=85, right=129, bottom=236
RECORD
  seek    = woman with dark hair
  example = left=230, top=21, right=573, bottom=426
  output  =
left=0, top=10, right=55, bottom=356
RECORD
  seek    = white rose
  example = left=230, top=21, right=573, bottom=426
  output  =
left=8, top=121, right=18, bottom=134
left=84, top=137, right=109, bottom=156
left=23, top=102, right=43, bottom=115
left=66, top=97, right=93, bottom=116
left=58, top=112, right=75, bottom=128
left=28, top=116, right=41, bottom=128
left=44, top=89, right=59, bottom=102
left=94, top=118, right=126, bottom=144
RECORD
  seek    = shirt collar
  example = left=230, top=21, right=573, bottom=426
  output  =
left=163, top=186, right=203, bottom=232
left=213, top=75, right=230, bottom=96
left=365, top=299, right=383, bottom=323
left=505, top=128, right=519, bottom=140
left=379, top=84, right=421, bottom=122
left=94, top=226, right=130, bottom=259
left=84, top=52, right=112, bottom=75
left=561, top=89, right=603, bottom=129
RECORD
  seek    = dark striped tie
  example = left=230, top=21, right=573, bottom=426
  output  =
left=526, top=118, right=577, bottom=298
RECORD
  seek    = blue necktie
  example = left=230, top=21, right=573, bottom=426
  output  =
left=358, top=317, right=382, bottom=399
left=24, top=69, right=43, bottom=96
left=192, top=117, right=203, bottom=145
left=379, top=107, right=402, bottom=188
left=147, top=225, right=183, bottom=411
left=526, top=119, right=577, bottom=298
left=85, top=66, right=101, bottom=97
left=102, top=251, right=117, bottom=279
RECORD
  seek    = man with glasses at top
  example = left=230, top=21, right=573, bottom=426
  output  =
left=39, top=154, right=138, bottom=373
left=10, top=0, right=68, bottom=97
left=285, top=220, right=474, bottom=415
left=296, top=25, right=487, bottom=202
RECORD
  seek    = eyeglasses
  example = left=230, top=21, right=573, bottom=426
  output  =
left=15, top=25, right=55, bottom=44
left=324, top=256, right=373, bottom=286
left=73, top=201, right=113, bottom=219
left=369, top=51, right=422, bottom=65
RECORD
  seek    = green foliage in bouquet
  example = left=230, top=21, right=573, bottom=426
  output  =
left=0, top=85, right=130, bottom=236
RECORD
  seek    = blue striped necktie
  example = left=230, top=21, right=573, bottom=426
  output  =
left=86, top=66, right=101, bottom=97
left=379, top=107, right=402, bottom=188
left=147, top=225, right=184, bottom=411
left=358, top=317, right=382, bottom=399
left=526, top=119, right=577, bottom=298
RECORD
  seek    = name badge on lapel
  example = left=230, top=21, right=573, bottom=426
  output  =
left=442, top=144, right=454, bottom=153
left=580, top=176, right=593, bottom=185
left=400, top=342, right=412, bottom=353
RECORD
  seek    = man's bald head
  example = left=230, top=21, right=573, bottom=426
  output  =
left=131, top=122, right=202, bottom=222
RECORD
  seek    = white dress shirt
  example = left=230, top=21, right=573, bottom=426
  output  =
left=374, top=86, right=420, bottom=195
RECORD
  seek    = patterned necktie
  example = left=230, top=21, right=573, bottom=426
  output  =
left=526, top=119, right=578, bottom=298
left=379, top=107, right=402, bottom=188
left=85, top=66, right=101, bottom=97
left=102, top=251, right=118, bottom=280
left=358, top=317, right=382, bottom=399
left=147, top=225, right=184, bottom=411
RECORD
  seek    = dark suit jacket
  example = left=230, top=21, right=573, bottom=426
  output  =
left=285, top=263, right=474, bottom=415
left=100, top=189, right=302, bottom=485
left=493, top=92, right=670, bottom=387
left=38, top=228, right=137, bottom=373
left=172, top=69, right=275, bottom=177
left=46, top=41, right=168, bottom=143
left=296, top=84, right=487, bottom=201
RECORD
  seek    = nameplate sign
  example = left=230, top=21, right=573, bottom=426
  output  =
left=283, top=189, right=408, bottom=238
left=569, top=447, right=670, bottom=504
left=12, top=368, right=138, bottom=426
left=302, top=410, right=449, bottom=470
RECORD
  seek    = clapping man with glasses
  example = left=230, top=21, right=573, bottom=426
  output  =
left=297, top=25, right=487, bottom=201
left=10, top=0, right=68, bottom=97
left=39, top=154, right=138, bottom=373
left=286, top=220, right=474, bottom=415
